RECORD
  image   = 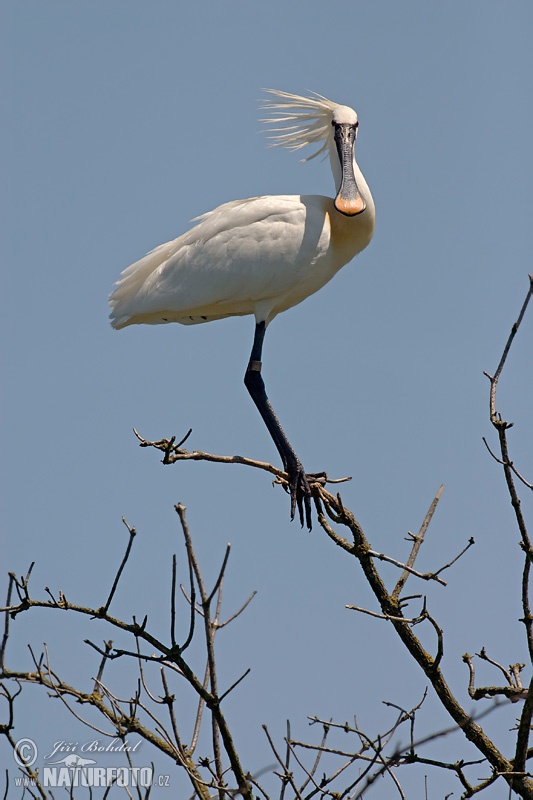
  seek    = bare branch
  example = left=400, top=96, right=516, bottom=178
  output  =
left=485, top=274, right=533, bottom=427
left=218, top=668, right=251, bottom=703
left=101, top=518, right=137, bottom=615
left=262, top=724, right=303, bottom=799
left=217, top=591, right=257, bottom=629
left=1, top=278, right=530, bottom=798
left=368, top=548, right=448, bottom=586
left=393, top=485, right=444, bottom=599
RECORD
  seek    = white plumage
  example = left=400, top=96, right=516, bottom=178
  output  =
left=109, top=89, right=375, bottom=528
left=110, top=90, right=374, bottom=329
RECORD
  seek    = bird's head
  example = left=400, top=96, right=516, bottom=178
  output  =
left=261, top=89, right=366, bottom=217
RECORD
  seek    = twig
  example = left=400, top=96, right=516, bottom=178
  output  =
left=484, top=275, right=533, bottom=426
left=216, top=591, right=257, bottom=629
left=170, top=554, right=178, bottom=648
left=393, top=486, right=444, bottom=599
left=218, top=668, right=251, bottom=703
left=346, top=605, right=425, bottom=624
left=92, top=640, right=113, bottom=695
left=101, top=518, right=137, bottom=615
left=368, top=549, right=447, bottom=586
left=262, top=725, right=302, bottom=799
left=482, top=437, right=533, bottom=490
left=431, top=537, right=475, bottom=579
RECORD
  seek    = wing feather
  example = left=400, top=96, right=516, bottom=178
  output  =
left=109, top=196, right=331, bottom=328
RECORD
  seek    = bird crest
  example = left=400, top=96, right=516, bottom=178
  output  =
left=261, top=89, right=355, bottom=161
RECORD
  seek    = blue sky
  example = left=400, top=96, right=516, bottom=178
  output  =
left=2, top=2, right=532, bottom=797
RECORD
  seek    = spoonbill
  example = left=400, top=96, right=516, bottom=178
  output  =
left=109, top=89, right=375, bottom=529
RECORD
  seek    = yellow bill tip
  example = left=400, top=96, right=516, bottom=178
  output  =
left=334, top=195, right=367, bottom=217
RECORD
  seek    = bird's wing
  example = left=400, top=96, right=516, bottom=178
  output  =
left=110, top=195, right=332, bottom=328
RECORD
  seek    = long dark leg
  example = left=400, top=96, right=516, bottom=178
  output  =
left=244, top=320, right=312, bottom=529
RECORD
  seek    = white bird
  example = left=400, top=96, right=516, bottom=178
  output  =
left=109, top=89, right=375, bottom=529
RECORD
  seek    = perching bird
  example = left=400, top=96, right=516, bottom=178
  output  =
left=109, top=89, right=375, bottom=529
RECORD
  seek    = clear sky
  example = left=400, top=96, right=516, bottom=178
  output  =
left=2, top=2, right=532, bottom=797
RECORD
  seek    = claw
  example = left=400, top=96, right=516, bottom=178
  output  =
left=286, top=462, right=313, bottom=530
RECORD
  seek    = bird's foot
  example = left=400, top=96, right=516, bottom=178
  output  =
left=285, top=461, right=313, bottom=530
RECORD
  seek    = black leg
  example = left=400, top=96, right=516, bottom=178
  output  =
left=244, top=321, right=312, bottom=529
